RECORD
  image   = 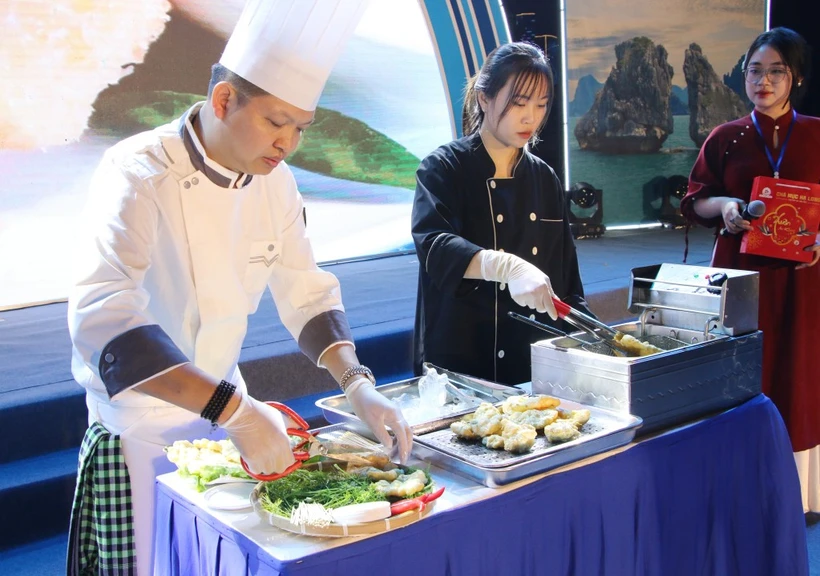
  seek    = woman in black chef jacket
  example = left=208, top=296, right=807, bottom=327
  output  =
left=412, top=41, right=592, bottom=385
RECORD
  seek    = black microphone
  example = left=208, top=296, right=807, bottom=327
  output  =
left=720, top=200, right=766, bottom=236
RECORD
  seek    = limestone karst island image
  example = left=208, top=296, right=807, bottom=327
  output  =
left=563, top=0, right=764, bottom=225
left=573, top=37, right=749, bottom=154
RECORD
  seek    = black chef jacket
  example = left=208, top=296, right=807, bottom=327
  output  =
left=411, top=131, right=590, bottom=385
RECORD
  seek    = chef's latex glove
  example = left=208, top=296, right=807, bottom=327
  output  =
left=220, top=390, right=296, bottom=475
left=345, top=377, right=413, bottom=464
left=479, top=250, right=558, bottom=320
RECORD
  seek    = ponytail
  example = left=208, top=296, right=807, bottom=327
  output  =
left=459, top=42, right=552, bottom=139
left=461, top=74, right=482, bottom=136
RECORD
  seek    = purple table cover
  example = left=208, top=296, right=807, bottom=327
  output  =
left=155, top=394, right=808, bottom=576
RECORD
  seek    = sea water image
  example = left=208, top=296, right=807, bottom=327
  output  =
left=565, top=0, right=766, bottom=225
left=568, top=116, right=699, bottom=224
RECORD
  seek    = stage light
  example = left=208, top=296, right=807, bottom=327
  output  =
left=567, top=181, right=605, bottom=238
left=659, top=175, right=688, bottom=228
left=641, top=175, right=688, bottom=228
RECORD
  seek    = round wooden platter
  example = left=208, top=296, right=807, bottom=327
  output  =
left=250, top=482, right=436, bottom=538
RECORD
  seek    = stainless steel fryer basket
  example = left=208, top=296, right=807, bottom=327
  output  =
left=547, top=326, right=689, bottom=358
left=579, top=333, right=687, bottom=357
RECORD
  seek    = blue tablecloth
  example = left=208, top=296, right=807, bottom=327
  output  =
left=154, top=394, right=809, bottom=576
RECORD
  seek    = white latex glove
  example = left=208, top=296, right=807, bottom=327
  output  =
left=220, top=390, right=296, bottom=475
left=345, top=378, right=413, bottom=464
left=479, top=250, right=558, bottom=320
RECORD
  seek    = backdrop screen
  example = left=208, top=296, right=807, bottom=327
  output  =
left=565, top=0, right=766, bottom=226
left=0, top=0, right=450, bottom=309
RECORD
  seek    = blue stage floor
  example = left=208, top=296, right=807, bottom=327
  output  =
left=575, top=225, right=713, bottom=292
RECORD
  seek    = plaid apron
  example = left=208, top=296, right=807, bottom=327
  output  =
left=67, top=422, right=137, bottom=576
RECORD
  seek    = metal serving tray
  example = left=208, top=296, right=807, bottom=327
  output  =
left=318, top=369, right=640, bottom=487
left=316, top=365, right=525, bottom=436
left=412, top=399, right=641, bottom=487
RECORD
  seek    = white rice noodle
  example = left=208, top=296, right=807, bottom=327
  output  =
left=290, top=501, right=333, bottom=527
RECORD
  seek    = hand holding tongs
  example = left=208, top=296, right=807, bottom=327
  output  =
left=508, top=309, right=628, bottom=356
left=549, top=297, right=638, bottom=357
left=239, top=402, right=325, bottom=481
left=240, top=402, right=391, bottom=482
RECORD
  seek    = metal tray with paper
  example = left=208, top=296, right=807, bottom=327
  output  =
left=411, top=398, right=641, bottom=487
left=317, top=366, right=642, bottom=488
left=317, top=364, right=524, bottom=436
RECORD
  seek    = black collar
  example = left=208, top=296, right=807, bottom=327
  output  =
left=178, top=104, right=253, bottom=189
left=465, top=131, right=529, bottom=179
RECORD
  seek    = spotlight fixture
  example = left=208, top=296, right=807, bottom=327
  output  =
left=566, top=182, right=605, bottom=238
left=659, top=175, right=688, bottom=228
left=641, top=175, right=688, bottom=228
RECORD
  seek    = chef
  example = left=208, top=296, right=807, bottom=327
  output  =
left=66, top=1, right=411, bottom=574
left=412, top=42, right=592, bottom=386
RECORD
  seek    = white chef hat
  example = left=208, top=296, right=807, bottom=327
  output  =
left=219, top=0, right=369, bottom=112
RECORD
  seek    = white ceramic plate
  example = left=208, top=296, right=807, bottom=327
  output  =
left=205, top=475, right=256, bottom=486
left=203, top=482, right=255, bottom=511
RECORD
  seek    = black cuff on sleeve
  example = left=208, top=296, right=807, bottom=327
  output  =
left=99, top=325, right=189, bottom=398
left=297, top=309, right=353, bottom=365
left=426, top=233, right=483, bottom=295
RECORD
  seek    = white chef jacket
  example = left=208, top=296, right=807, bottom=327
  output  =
left=67, top=102, right=356, bottom=575
left=68, top=102, right=353, bottom=409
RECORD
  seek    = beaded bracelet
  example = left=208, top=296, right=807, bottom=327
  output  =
left=201, top=380, right=237, bottom=426
left=339, top=365, right=375, bottom=392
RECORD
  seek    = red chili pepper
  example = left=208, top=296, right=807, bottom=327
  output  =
left=390, top=497, right=424, bottom=516
left=423, top=486, right=446, bottom=504
left=390, top=486, right=446, bottom=516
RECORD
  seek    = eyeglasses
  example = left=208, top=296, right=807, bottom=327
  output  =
left=743, top=66, right=790, bottom=84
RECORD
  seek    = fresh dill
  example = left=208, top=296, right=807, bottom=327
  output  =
left=258, top=464, right=431, bottom=517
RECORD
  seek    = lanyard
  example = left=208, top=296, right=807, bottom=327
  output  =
left=750, top=108, right=796, bottom=179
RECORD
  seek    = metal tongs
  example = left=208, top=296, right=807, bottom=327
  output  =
left=508, top=300, right=639, bottom=357
left=507, top=311, right=589, bottom=347
left=549, top=297, right=639, bottom=357
left=240, top=402, right=391, bottom=481
left=422, top=362, right=522, bottom=402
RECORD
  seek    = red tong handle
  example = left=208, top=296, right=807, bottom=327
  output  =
left=239, top=402, right=313, bottom=482
left=390, top=486, right=446, bottom=516
left=241, top=457, right=303, bottom=482
left=550, top=296, right=619, bottom=340
left=551, top=297, right=571, bottom=319
left=266, top=401, right=310, bottom=430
